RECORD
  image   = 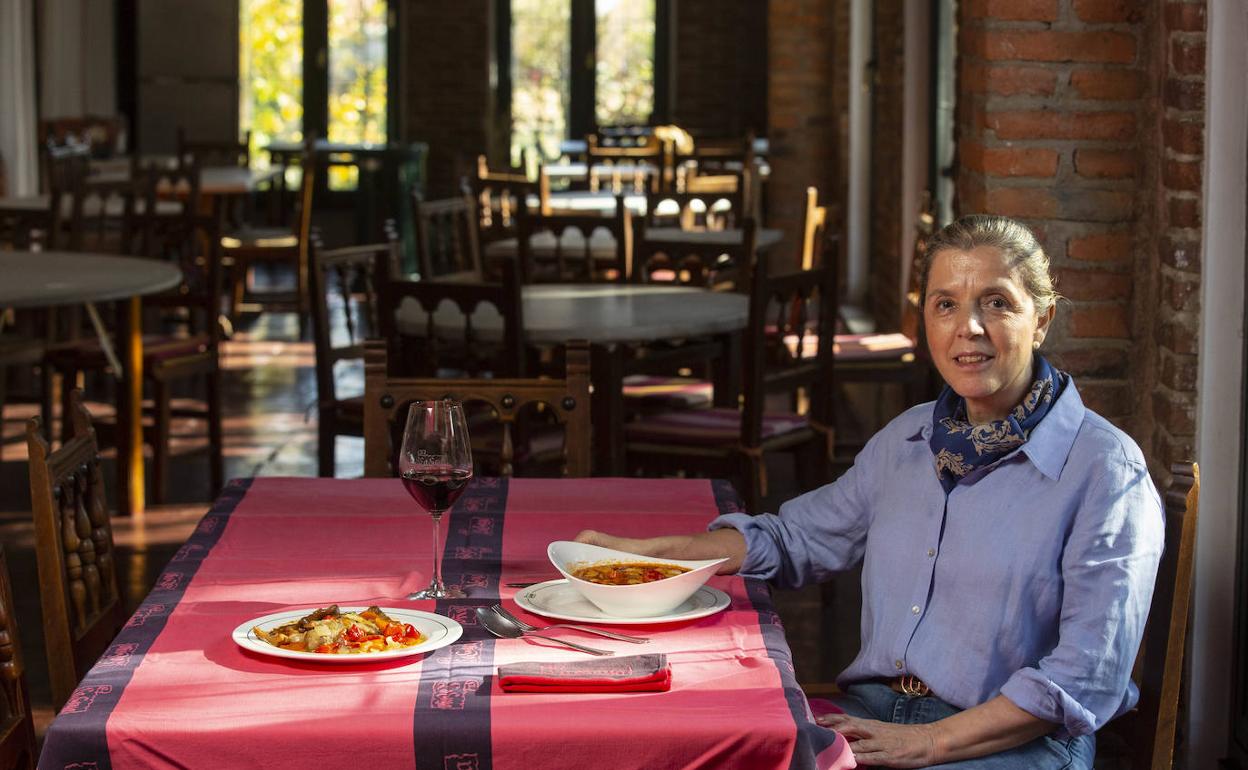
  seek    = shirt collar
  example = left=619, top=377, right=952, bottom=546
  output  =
left=903, top=380, right=1086, bottom=482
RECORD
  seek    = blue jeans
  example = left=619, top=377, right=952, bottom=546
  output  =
left=832, top=682, right=1095, bottom=770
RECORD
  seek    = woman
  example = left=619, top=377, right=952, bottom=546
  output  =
left=577, top=215, right=1163, bottom=769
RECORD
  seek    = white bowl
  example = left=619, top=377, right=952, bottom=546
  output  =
left=547, top=540, right=728, bottom=618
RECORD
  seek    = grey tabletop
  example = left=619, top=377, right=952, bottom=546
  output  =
left=397, top=283, right=749, bottom=345
left=0, top=251, right=183, bottom=308
left=483, top=226, right=784, bottom=261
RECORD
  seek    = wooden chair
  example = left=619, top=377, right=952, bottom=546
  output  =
left=644, top=187, right=744, bottom=232
left=308, top=237, right=398, bottom=476
left=412, top=190, right=482, bottom=280
left=362, top=339, right=591, bottom=478
left=625, top=247, right=836, bottom=513
left=586, top=133, right=664, bottom=194
left=466, top=169, right=539, bottom=247
left=0, top=546, right=37, bottom=770
left=514, top=195, right=632, bottom=283
left=221, top=145, right=316, bottom=327
left=1098, top=462, right=1199, bottom=770
left=378, top=257, right=527, bottom=379
left=634, top=217, right=757, bottom=291
left=48, top=169, right=225, bottom=503
left=177, top=127, right=251, bottom=168
left=26, top=391, right=126, bottom=712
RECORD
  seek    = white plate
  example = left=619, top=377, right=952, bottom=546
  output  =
left=233, top=607, right=463, bottom=663
left=513, top=580, right=730, bottom=624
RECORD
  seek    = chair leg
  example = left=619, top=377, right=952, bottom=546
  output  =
left=317, top=413, right=336, bottom=478
left=59, top=367, right=78, bottom=443
left=39, top=363, right=55, bottom=440
left=206, top=366, right=224, bottom=496
left=738, top=452, right=763, bottom=514
left=231, top=257, right=247, bottom=321
left=151, top=378, right=171, bottom=506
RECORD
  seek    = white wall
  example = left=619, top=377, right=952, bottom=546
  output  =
left=1190, top=1, right=1248, bottom=766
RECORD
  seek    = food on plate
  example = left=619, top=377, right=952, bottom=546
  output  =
left=252, top=605, right=424, bottom=654
left=571, top=562, right=691, bottom=586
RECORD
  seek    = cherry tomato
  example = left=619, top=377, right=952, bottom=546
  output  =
left=344, top=625, right=365, bottom=642
left=403, top=623, right=419, bottom=639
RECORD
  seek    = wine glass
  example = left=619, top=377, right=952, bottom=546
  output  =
left=399, top=399, right=473, bottom=600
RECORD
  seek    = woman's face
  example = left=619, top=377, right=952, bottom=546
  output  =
left=923, top=245, right=1055, bottom=424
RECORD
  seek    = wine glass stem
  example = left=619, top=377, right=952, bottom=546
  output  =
left=428, top=511, right=446, bottom=594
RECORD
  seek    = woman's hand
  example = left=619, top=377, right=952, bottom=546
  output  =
left=815, top=714, right=941, bottom=768
left=573, top=528, right=747, bottom=574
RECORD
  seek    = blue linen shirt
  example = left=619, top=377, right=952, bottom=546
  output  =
left=710, top=382, right=1164, bottom=737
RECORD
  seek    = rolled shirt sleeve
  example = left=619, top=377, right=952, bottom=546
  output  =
left=999, top=458, right=1164, bottom=736
left=709, top=427, right=883, bottom=588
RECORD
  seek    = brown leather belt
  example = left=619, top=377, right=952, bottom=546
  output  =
left=887, top=675, right=932, bottom=697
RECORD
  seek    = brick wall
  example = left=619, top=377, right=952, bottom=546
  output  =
left=1150, top=0, right=1205, bottom=475
left=954, top=0, right=1206, bottom=476
left=400, top=2, right=496, bottom=196
left=672, top=2, right=767, bottom=137
left=767, top=0, right=840, bottom=269
left=955, top=0, right=1151, bottom=431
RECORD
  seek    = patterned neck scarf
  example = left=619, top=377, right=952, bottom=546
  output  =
left=929, top=353, right=1068, bottom=494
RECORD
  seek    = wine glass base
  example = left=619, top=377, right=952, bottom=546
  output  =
left=407, top=586, right=467, bottom=600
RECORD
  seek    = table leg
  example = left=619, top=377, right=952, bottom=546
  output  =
left=116, top=297, right=145, bottom=516
left=590, top=343, right=626, bottom=476
left=711, top=331, right=742, bottom=408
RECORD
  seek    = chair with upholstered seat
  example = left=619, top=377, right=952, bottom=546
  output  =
left=0, top=546, right=37, bottom=770
left=362, top=339, right=591, bottom=478
left=26, top=391, right=127, bottom=712
left=625, top=245, right=836, bottom=513
left=308, top=237, right=398, bottom=476
left=221, top=143, right=315, bottom=327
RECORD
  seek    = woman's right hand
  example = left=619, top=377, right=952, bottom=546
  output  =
left=573, top=529, right=747, bottom=574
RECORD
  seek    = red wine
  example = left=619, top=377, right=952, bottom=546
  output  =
left=401, top=468, right=472, bottom=513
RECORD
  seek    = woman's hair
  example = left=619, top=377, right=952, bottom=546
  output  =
left=920, top=214, right=1059, bottom=315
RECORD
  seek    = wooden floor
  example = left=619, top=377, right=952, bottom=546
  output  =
left=0, top=308, right=860, bottom=749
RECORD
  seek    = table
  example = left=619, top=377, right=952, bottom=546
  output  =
left=37, top=477, right=853, bottom=770
left=0, top=251, right=183, bottom=516
left=534, top=190, right=646, bottom=214
left=396, top=284, right=751, bottom=474
left=483, top=226, right=785, bottom=264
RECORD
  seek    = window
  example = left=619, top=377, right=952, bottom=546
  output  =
left=506, top=0, right=664, bottom=166
left=239, top=0, right=393, bottom=189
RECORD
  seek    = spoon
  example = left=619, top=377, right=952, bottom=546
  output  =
left=475, top=606, right=614, bottom=656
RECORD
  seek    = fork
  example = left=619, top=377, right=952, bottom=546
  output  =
left=492, top=604, right=649, bottom=644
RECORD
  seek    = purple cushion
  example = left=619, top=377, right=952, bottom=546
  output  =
left=624, top=407, right=807, bottom=445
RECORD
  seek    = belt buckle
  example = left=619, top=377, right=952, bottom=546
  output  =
left=898, top=675, right=930, bottom=697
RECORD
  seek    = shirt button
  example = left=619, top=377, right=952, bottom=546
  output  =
left=927, top=548, right=936, bottom=557
left=911, top=605, right=921, bottom=615
left=895, top=659, right=904, bottom=670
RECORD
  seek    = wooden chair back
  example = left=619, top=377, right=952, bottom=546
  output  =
left=900, top=194, right=937, bottom=344
left=0, top=546, right=37, bottom=770
left=644, top=187, right=744, bottom=232
left=177, top=127, right=252, bottom=168
left=742, top=245, right=837, bottom=449
left=378, top=256, right=527, bottom=378
left=309, top=237, right=396, bottom=405
left=0, top=206, right=55, bottom=251
left=634, top=217, right=757, bottom=291
left=412, top=191, right=482, bottom=280
left=42, top=139, right=91, bottom=194
left=363, top=339, right=591, bottom=478
left=1101, top=462, right=1199, bottom=770
left=800, top=186, right=829, bottom=271
left=26, top=390, right=125, bottom=711
left=57, top=175, right=145, bottom=254
left=515, top=195, right=632, bottom=283
left=467, top=171, right=538, bottom=246
left=586, top=133, right=663, bottom=195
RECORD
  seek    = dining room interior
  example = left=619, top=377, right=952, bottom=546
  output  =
left=0, top=1, right=1245, bottom=768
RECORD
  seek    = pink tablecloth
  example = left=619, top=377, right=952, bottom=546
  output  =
left=38, top=477, right=854, bottom=770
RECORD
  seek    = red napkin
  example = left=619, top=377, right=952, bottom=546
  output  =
left=498, top=654, right=671, bottom=693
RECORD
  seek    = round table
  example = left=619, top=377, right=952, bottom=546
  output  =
left=1, top=251, right=183, bottom=515
left=397, top=283, right=749, bottom=473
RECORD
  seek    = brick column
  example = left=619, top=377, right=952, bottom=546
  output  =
left=955, top=0, right=1147, bottom=426
left=1150, top=1, right=1205, bottom=473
